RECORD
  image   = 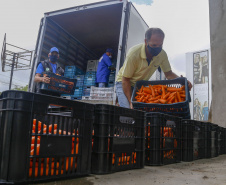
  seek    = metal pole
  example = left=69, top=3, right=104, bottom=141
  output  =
left=9, top=53, right=16, bottom=90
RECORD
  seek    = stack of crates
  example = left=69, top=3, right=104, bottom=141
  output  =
left=108, top=71, right=115, bottom=87
left=83, top=71, right=96, bottom=98
left=218, top=126, right=226, bottom=155
left=145, top=113, right=182, bottom=165
left=91, top=104, right=145, bottom=174
left=181, top=120, right=206, bottom=161
left=0, top=90, right=94, bottom=184
left=83, top=86, right=92, bottom=97
left=71, top=75, right=85, bottom=100
left=64, top=66, right=85, bottom=79
left=83, top=71, right=96, bottom=86
left=86, top=60, right=99, bottom=72
left=205, top=123, right=218, bottom=158
left=62, top=75, right=85, bottom=100
left=82, top=86, right=114, bottom=101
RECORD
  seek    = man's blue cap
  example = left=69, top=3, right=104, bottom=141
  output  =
left=50, top=47, right=59, bottom=54
left=106, top=48, right=113, bottom=53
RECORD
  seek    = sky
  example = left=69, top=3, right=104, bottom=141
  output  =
left=0, top=0, right=210, bottom=92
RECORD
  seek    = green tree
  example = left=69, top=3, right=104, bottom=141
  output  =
left=13, top=85, right=28, bottom=91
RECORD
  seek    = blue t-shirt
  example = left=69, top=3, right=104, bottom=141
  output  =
left=96, top=53, right=112, bottom=83
left=36, top=62, right=57, bottom=74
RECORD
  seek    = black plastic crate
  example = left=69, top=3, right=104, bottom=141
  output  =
left=91, top=105, right=145, bottom=174
left=40, top=72, right=77, bottom=95
left=0, top=90, right=94, bottom=184
left=218, top=127, right=225, bottom=155
left=205, top=123, right=218, bottom=158
left=145, top=113, right=182, bottom=165
left=182, top=120, right=205, bottom=161
left=131, top=77, right=191, bottom=119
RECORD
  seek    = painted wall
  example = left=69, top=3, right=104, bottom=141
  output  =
left=186, top=50, right=212, bottom=120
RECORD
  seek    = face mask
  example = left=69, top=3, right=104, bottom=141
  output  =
left=147, top=45, right=162, bottom=56
left=49, top=55, right=58, bottom=63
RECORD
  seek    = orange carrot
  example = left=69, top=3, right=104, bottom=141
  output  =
left=176, top=91, right=182, bottom=102
left=167, top=87, right=182, bottom=92
left=163, top=92, right=171, bottom=99
left=180, top=94, right=186, bottom=98
left=139, top=85, right=144, bottom=93
left=168, top=96, right=175, bottom=104
left=161, top=85, right=166, bottom=98
left=150, top=85, right=155, bottom=98
left=143, top=87, right=152, bottom=94
left=159, top=99, right=167, bottom=104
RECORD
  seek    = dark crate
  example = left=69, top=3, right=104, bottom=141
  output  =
left=91, top=105, right=145, bottom=174
left=0, top=90, right=94, bottom=184
left=182, top=120, right=205, bottom=162
left=84, top=72, right=96, bottom=86
left=83, top=86, right=92, bottom=96
left=76, top=81, right=84, bottom=87
left=132, top=77, right=191, bottom=119
left=145, top=113, right=182, bottom=165
left=74, top=87, right=83, bottom=96
left=205, top=123, right=218, bottom=158
left=218, top=127, right=225, bottom=155
left=84, top=79, right=96, bottom=86
left=40, top=72, right=77, bottom=95
left=65, top=66, right=77, bottom=73
left=75, top=75, right=85, bottom=81
left=108, top=81, right=115, bottom=87
left=65, top=66, right=84, bottom=75
left=64, top=74, right=76, bottom=79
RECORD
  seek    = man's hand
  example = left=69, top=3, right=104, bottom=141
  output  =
left=187, top=80, right=193, bottom=91
left=42, top=76, right=50, bottom=84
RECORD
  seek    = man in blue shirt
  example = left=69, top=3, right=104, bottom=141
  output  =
left=34, top=47, right=64, bottom=93
left=96, top=48, right=115, bottom=87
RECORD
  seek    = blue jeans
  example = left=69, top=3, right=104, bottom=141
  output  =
left=116, top=82, right=133, bottom=108
left=98, top=83, right=106, bottom=87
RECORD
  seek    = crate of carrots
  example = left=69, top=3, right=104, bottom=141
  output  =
left=0, top=90, right=94, bottom=184
left=40, top=72, right=77, bottom=95
left=91, top=104, right=145, bottom=174
left=145, top=113, right=182, bottom=165
left=132, top=77, right=191, bottom=119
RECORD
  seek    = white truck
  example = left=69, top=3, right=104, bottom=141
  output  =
left=28, top=0, right=149, bottom=103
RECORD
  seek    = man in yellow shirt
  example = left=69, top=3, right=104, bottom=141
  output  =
left=116, top=28, right=192, bottom=109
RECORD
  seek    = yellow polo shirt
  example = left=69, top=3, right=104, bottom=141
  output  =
left=116, top=43, right=171, bottom=86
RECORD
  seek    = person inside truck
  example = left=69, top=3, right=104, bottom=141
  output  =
left=34, top=47, right=64, bottom=93
left=115, top=28, right=193, bottom=109
left=96, top=48, right=115, bottom=87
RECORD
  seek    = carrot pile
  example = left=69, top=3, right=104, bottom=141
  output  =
left=146, top=124, right=178, bottom=160
left=92, top=130, right=137, bottom=165
left=135, top=85, right=186, bottom=104
left=112, top=152, right=136, bottom=165
left=29, top=119, right=79, bottom=177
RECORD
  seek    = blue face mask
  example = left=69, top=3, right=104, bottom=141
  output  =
left=49, top=55, right=58, bottom=63
left=147, top=45, right=162, bottom=56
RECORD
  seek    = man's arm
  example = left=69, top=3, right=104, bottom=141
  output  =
left=164, top=70, right=193, bottom=90
left=164, top=70, right=179, bottom=80
left=122, top=76, right=133, bottom=109
left=34, top=73, right=50, bottom=83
